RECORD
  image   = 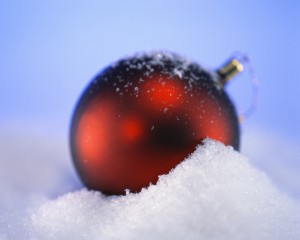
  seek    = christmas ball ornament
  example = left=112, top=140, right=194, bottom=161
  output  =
left=70, top=52, right=243, bottom=195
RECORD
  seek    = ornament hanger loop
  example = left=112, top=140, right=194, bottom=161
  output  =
left=216, top=52, right=259, bottom=122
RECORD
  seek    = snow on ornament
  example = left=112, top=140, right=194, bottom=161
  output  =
left=70, top=52, right=243, bottom=195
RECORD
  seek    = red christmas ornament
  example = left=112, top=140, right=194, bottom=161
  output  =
left=70, top=52, right=242, bottom=195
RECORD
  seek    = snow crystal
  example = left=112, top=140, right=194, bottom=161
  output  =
left=111, top=51, right=205, bottom=85
left=173, top=68, right=183, bottom=78
left=1, top=131, right=300, bottom=240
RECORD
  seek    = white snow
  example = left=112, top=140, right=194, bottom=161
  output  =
left=0, top=129, right=300, bottom=240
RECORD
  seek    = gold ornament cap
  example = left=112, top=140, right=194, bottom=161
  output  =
left=217, top=58, right=244, bottom=86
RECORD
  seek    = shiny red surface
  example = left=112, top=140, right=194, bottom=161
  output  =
left=71, top=59, right=239, bottom=195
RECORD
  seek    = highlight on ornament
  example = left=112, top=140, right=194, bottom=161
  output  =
left=70, top=52, right=244, bottom=195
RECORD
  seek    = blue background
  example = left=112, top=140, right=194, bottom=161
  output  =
left=0, top=0, right=299, bottom=146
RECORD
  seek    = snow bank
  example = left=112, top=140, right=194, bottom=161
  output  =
left=1, top=136, right=299, bottom=240
left=242, top=130, right=300, bottom=199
